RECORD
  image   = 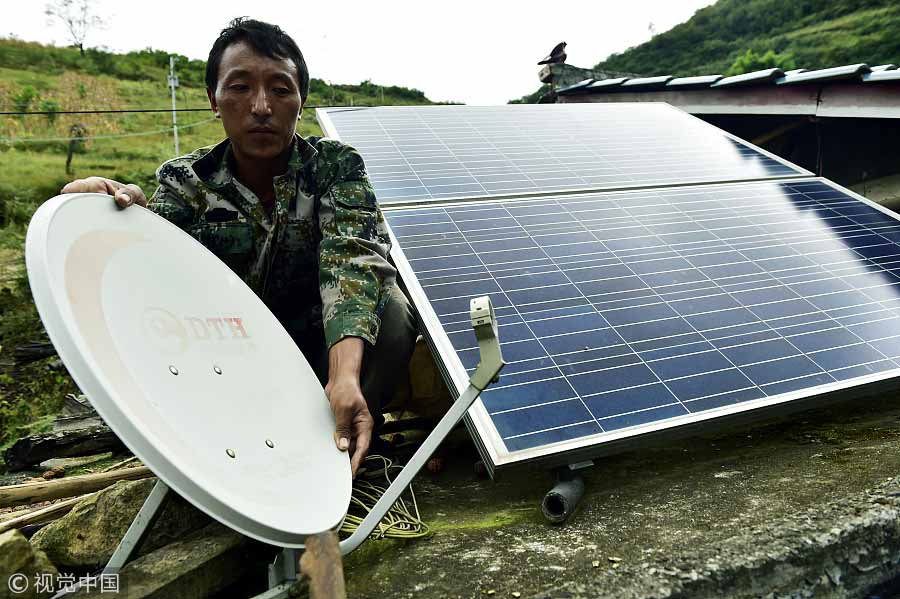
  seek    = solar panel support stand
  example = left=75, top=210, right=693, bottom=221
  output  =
left=541, top=461, right=593, bottom=524
left=258, top=296, right=506, bottom=599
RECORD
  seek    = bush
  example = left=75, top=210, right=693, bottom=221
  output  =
left=11, top=85, right=37, bottom=113
left=38, top=99, right=60, bottom=124
left=726, top=48, right=797, bottom=75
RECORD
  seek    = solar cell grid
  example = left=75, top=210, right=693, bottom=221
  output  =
left=386, top=179, right=900, bottom=464
left=318, top=104, right=808, bottom=204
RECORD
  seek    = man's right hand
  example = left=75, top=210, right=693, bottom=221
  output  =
left=61, top=177, right=147, bottom=209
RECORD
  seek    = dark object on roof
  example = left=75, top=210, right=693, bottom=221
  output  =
left=538, top=42, right=567, bottom=65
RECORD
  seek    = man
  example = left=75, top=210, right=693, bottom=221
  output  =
left=61, top=18, right=417, bottom=476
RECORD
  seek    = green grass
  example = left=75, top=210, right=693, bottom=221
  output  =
left=0, top=39, right=436, bottom=460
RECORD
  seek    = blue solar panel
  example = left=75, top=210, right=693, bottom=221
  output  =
left=317, top=104, right=808, bottom=204
left=385, top=179, right=900, bottom=467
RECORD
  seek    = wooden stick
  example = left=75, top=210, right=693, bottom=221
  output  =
left=0, top=466, right=152, bottom=508
left=300, top=531, right=346, bottom=599
left=101, top=455, right=138, bottom=472
left=0, top=493, right=93, bottom=534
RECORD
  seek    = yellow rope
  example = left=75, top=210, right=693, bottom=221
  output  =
left=339, top=455, right=431, bottom=540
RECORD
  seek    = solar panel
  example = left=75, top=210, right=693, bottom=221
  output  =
left=316, top=104, right=809, bottom=205
left=384, top=178, right=900, bottom=472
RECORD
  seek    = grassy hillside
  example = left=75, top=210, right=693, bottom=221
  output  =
left=596, top=0, right=900, bottom=76
left=0, top=39, right=435, bottom=457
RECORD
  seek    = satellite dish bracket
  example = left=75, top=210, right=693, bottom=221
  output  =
left=261, top=296, right=505, bottom=597
left=56, top=297, right=503, bottom=599
left=335, top=295, right=505, bottom=555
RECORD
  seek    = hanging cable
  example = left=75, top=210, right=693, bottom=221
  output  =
left=0, top=104, right=350, bottom=116
left=0, top=108, right=212, bottom=115
left=339, top=454, right=430, bottom=541
left=0, top=117, right=218, bottom=144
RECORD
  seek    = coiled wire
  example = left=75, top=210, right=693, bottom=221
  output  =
left=339, top=455, right=431, bottom=540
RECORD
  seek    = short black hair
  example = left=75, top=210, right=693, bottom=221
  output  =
left=206, top=17, right=310, bottom=102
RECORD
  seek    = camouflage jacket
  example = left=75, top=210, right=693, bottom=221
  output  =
left=148, top=135, right=396, bottom=349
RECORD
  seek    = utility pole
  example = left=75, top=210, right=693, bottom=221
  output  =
left=168, top=56, right=180, bottom=156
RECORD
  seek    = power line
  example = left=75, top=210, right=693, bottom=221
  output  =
left=0, top=108, right=211, bottom=115
left=0, top=104, right=352, bottom=116
left=0, top=117, right=218, bottom=143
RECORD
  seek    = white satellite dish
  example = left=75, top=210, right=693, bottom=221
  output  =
left=28, top=193, right=504, bottom=598
left=26, top=193, right=351, bottom=545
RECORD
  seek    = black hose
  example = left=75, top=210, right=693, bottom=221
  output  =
left=541, top=472, right=585, bottom=523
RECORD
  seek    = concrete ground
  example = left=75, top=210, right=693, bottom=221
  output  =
left=339, top=390, right=900, bottom=599
left=854, top=174, right=900, bottom=210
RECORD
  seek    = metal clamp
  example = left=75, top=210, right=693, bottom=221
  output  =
left=469, top=296, right=504, bottom=390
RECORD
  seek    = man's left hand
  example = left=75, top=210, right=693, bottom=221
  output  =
left=325, top=337, right=372, bottom=477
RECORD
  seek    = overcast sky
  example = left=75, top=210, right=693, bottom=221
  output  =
left=11, top=0, right=715, bottom=105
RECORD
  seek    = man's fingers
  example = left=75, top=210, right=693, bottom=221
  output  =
left=123, top=184, right=148, bottom=207
left=113, top=190, right=133, bottom=208
left=349, top=410, right=373, bottom=477
left=59, top=177, right=145, bottom=210
left=61, top=176, right=108, bottom=194
left=333, top=404, right=352, bottom=452
left=350, top=425, right=372, bottom=478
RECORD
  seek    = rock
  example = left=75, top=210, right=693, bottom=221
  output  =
left=78, top=523, right=271, bottom=599
left=41, top=467, right=65, bottom=480
left=0, top=529, right=58, bottom=599
left=30, top=479, right=211, bottom=569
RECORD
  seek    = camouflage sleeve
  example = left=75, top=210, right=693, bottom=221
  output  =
left=147, top=182, right=195, bottom=231
left=147, top=160, right=197, bottom=231
left=317, top=142, right=396, bottom=348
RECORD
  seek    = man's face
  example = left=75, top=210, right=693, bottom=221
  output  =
left=208, top=41, right=302, bottom=163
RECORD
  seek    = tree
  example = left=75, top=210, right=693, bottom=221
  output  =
left=726, top=49, right=797, bottom=76
left=44, top=0, right=106, bottom=56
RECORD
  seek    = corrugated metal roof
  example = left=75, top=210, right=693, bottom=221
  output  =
left=864, top=70, right=900, bottom=82
left=587, top=77, right=630, bottom=89
left=557, top=63, right=899, bottom=96
left=667, top=75, right=724, bottom=88
left=620, top=75, right=673, bottom=89
left=776, top=63, right=869, bottom=85
left=711, top=68, right=784, bottom=88
left=556, top=78, right=594, bottom=93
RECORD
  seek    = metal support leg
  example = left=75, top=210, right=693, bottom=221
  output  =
left=104, top=479, right=171, bottom=573
left=50, top=480, right=171, bottom=598
left=339, top=296, right=505, bottom=555
left=267, top=547, right=300, bottom=588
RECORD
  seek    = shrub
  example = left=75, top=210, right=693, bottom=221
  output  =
left=726, top=48, right=797, bottom=75
left=11, top=85, right=37, bottom=114
left=38, top=99, right=60, bottom=124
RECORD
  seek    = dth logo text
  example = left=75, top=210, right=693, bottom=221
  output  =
left=142, top=308, right=251, bottom=354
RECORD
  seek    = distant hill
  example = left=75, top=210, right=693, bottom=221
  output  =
left=512, top=0, right=900, bottom=102
left=596, top=0, right=900, bottom=76
left=0, top=38, right=433, bottom=109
